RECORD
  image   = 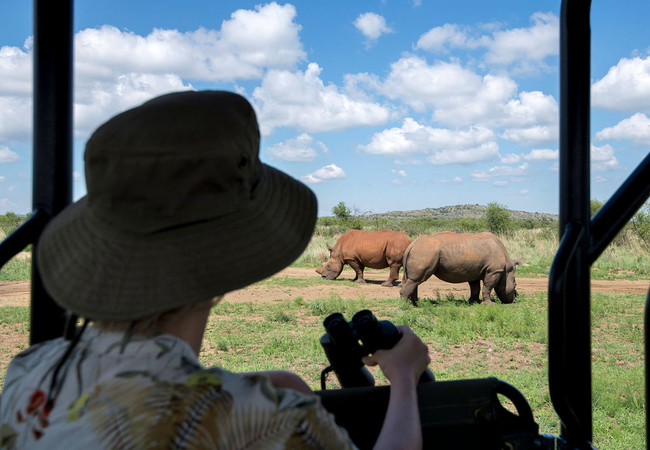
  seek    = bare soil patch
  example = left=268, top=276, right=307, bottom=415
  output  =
left=1, top=268, right=648, bottom=308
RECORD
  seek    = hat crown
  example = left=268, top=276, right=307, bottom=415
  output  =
left=85, top=91, right=261, bottom=233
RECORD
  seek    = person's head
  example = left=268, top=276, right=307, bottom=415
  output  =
left=37, top=90, right=318, bottom=327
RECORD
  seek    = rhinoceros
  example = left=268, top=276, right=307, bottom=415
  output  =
left=315, top=230, right=412, bottom=287
left=399, top=232, right=523, bottom=306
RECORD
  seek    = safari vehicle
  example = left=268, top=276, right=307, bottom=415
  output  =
left=0, top=1, right=648, bottom=448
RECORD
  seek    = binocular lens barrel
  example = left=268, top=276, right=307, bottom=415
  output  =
left=323, top=313, right=355, bottom=344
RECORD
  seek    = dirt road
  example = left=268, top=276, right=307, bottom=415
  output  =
left=3, top=268, right=648, bottom=307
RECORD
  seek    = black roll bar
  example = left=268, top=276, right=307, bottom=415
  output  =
left=550, top=2, right=593, bottom=444
left=0, top=0, right=75, bottom=344
left=551, top=1, right=650, bottom=448
left=30, top=0, right=74, bottom=344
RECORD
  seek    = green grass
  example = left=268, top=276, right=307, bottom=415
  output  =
left=0, top=292, right=644, bottom=448
left=0, top=257, right=31, bottom=281
left=0, top=306, right=30, bottom=333
left=197, top=291, right=645, bottom=449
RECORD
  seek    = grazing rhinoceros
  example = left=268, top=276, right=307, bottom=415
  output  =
left=399, top=232, right=523, bottom=306
left=315, top=230, right=412, bottom=287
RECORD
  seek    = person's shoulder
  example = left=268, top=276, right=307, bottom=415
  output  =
left=7, top=338, right=66, bottom=371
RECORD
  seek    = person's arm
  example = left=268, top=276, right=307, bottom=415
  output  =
left=362, top=326, right=430, bottom=450
left=238, top=370, right=315, bottom=396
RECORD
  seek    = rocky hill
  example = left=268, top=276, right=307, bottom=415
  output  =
left=372, top=204, right=558, bottom=222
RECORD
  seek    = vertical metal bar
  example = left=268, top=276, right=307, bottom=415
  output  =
left=30, top=0, right=74, bottom=344
left=550, top=0, right=593, bottom=445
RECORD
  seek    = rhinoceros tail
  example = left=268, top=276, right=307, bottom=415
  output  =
left=402, top=243, right=412, bottom=283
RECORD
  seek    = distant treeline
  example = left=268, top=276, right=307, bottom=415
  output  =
left=0, top=212, right=29, bottom=238
left=315, top=215, right=555, bottom=240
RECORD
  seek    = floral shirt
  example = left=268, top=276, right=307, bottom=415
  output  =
left=0, top=327, right=357, bottom=449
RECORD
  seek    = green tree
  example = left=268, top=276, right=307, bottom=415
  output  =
left=633, top=203, right=650, bottom=249
left=590, top=199, right=604, bottom=218
left=485, top=202, right=512, bottom=236
left=332, top=201, right=351, bottom=221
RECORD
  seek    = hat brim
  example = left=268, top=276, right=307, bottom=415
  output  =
left=37, top=164, right=317, bottom=320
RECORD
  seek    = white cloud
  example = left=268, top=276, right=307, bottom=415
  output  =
left=0, top=3, right=308, bottom=142
left=426, top=142, right=500, bottom=165
left=0, top=176, right=5, bottom=182
left=391, top=179, right=403, bottom=185
left=253, top=63, right=392, bottom=135
left=592, top=55, right=650, bottom=112
left=73, top=171, right=82, bottom=181
left=265, top=133, right=323, bottom=162
left=596, top=113, right=650, bottom=144
left=594, top=176, right=608, bottom=183
left=414, top=13, right=559, bottom=74
left=0, top=199, right=15, bottom=210
left=545, top=145, right=621, bottom=173
left=0, top=146, right=20, bottom=163
left=382, top=56, right=514, bottom=123
left=0, top=43, right=32, bottom=96
left=301, top=164, right=346, bottom=184
left=394, top=158, right=423, bottom=165
left=519, top=189, right=529, bottom=194
left=523, top=148, right=558, bottom=161
left=511, top=177, right=524, bottom=182
left=379, top=55, right=558, bottom=131
left=591, top=143, right=621, bottom=172
left=0, top=96, right=33, bottom=142
left=413, top=0, right=422, bottom=7
left=499, top=91, right=558, bottom=128
left=453, top=176, right=462, bottom=182
left=75, top=4, right=304, bottom=82
left=500, top=153, right=520, bottom=164
left=415, top=24, right=479, bottom=53
left=7, top=185, right=15, bottom=192
left=494, top=180, right=509, bottom=187
left=471, top=162, right=529, bottom=181
left=391, top=169, right=407, bottom=177
left=75, top=73, right=193, bottom=138
left=353, top=13, right=394, bottom=45
left=483, top=12, right=559, bottom=73
left=360, top=118, right=500, bottom=165
left=499, top=125, right=558, bottom=147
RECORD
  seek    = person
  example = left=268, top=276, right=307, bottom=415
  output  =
left=0, top=91, right=431, bottom=449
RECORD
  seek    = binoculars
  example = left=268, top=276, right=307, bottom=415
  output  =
left=320, top=309, right=435, bottom=389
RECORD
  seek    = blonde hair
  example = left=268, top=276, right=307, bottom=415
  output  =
left=94, top=296, right=223, bottom=336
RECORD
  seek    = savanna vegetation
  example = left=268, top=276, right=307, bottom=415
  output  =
left=3, top=201, right=650, bottom=281
left=295, top=201, right=650, bottom=281
left=0, top=286, right=644, bottom=449
left=0, top=203, right=647, bottom=447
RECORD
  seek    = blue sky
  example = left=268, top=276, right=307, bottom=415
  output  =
left=0, top=1, right=649, bottom=216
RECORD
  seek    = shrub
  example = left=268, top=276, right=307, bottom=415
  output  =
left=485, top=202, right=512, bottom=236
left=632, top=203, right=650, bottom=249
left=332, top=202, right=351, bottom=220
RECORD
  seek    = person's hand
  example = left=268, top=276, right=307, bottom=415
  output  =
left=240, top=370, right=315, bottom=396
left=361, top=326, right=430, bottom=386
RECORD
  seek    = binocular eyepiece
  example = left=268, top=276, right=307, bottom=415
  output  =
left=320, top=309, right=434, bottom=389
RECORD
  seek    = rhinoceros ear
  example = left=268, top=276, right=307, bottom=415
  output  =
left=327, top=244, right=334, bottom=252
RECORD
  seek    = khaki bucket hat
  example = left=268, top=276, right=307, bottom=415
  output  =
left=37, top=91, right=317, bottom=321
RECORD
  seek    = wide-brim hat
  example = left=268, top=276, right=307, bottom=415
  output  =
left=37, top=91, right=317, bottom=321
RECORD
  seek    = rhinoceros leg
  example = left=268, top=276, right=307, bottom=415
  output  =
left=481, top=273, right=500, bottom=305
left=399, top=279, right=419, bottom=306
left=348, top=260, right=366, bottom=283
left=468, top=280, right=481, bottom=304
left=383, top=265, right=401, bottom=287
